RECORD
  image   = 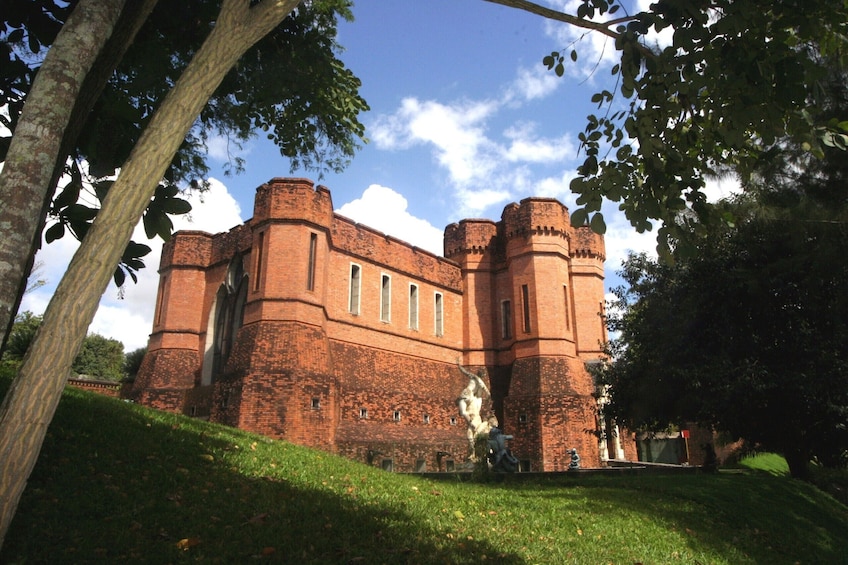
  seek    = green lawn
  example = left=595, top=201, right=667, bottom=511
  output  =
left=1, top=368, right=846, bottom=564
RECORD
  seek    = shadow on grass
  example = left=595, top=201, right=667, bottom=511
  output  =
left=486, top=472, right=848, bottom=564
left=0, top=381, right=522, bottom=564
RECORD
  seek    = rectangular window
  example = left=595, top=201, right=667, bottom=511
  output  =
left=306, top=232, right=317, bottom=291
left=349, top=264, right=361, bottom=315
left=155, top=275, right=167, bottom=325
left=600, top=301, right=607, bottom=340
left=434, top=292, right=444, bottom=337
left=563, top=285, right=571, bottom=330
left=408, top=284, right=419, bottom=330
left=359, top=407, right=368, bottom=419
left=254, top=231, right=265, bottom=291
left=501, top=299, right=512, bottom=339
left=380, top=274, right=391, bottom=322
left=522, top=284, right=531, bottom=333
left=393, top=410, right=402, bottom=421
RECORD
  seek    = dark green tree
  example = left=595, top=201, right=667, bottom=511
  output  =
left=72, top=334, right=125, bottom=381
left=0, top=312, right=42, bottom=362
left=603, top=210, right=848, bottom=479
left=123, top=346, right=147, bottom=379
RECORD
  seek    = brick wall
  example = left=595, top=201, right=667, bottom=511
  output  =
left=131, top=178, right=618, bottom=471
left=66, top=378, right=122, bottom=398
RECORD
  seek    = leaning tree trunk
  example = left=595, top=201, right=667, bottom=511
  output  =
left=0, top=0, right=127, bottom=355
left=0, top=0, right=301, bottom=548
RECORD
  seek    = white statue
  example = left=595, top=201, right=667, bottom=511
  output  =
left=456, top=358, right=491, bottom=461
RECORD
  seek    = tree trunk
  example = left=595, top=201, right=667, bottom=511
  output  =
left=784, top=447, right=811, bottom=481
left=0, top=0, right=127, bottom=354
left=0, top=0, right=159, bottom=356
left=0, top=0, right=301, bottom=549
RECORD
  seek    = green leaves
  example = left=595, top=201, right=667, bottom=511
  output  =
left=46, top=161, right=184, bottom=288
left=540, top=0, right=848, bottom=252
left=143, top=184, right=191, bottom=242
left=543, top=51, right=565, bottom=77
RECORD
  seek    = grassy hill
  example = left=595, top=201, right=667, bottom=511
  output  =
left=1, top=367, right=846, bottom=564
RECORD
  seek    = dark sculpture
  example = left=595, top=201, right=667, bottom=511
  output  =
left=568, top=448, right=580, bottom=470
left=487, top=418, right=519, bottom=473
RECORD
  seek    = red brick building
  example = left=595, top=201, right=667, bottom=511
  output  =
left=130, top=177, right=636, bottom=471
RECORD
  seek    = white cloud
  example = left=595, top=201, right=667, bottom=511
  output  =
left=206, top=135, right=234, bottom=162
left=371, top=97, right=500, bottom=186
left=20, top=178, right=243, bottom=352
left=503, top=122, right=576, bottom=163
left=336, top=184, right=444, bottom=255
left=370, top=95, right=588, bottom=218
left=506, top=65, right=562, bottom=102
left=603, top=211, right=659, bottom=276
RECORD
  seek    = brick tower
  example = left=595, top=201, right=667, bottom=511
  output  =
left=445, top=198, right=606, bottom=471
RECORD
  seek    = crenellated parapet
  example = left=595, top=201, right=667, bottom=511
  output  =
left=160, top=231, right=214, bottom=269
left=252, top=177, right=334, bottom=229
left=208, top=224, right=253, bottom=266
left=571, top=225, right=605, bottom=261
left=333, top=215, right=461, bottom=291
left=501, top=197, right=572, bottom=242
left=443, top=219, right=498, bottom=260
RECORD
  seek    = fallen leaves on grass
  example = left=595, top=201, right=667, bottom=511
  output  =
left=176, top=537, right=200, bottom=550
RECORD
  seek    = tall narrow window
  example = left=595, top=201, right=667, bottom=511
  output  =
left=599, top=301, right=607, bottom=340
left=434, top=292, right=444, bottom=337
left=212, top=255, right=246, bottom=381
left=349, top=264, right=361, bottom=315
left=563, top=285, right=571, bottom=330
left=306, top=232, right=317, bottom=291
left=253, top=231, right=265, bottom=291
left=380, top=274, right=391, bottom=322
left=155, top=275, right=167, bottom=326
left=522, top=284, right=531, bottom=333
left=408, top=284, right=419, bottom=330
left=501, top=299, right=512, bottom=339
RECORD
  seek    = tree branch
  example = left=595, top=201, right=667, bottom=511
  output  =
left=482, top=0, right=625, bottom=39
left=482, top=0, right=652, bottom=57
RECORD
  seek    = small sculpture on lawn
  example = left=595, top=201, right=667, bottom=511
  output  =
left=568, top=448, right=581, bottom=470
left=456, top=359, right=492, bottom=461
left=487, top=417, right=519, bottom=473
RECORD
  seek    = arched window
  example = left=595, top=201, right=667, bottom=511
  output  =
left=209, top=254, right=248, bottom=382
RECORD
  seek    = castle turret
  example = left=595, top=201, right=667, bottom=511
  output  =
left=496, top=198, right=603, bottom=471
left=214, top=177, right=338, bottom=450
left=444, top=219, right=498, bottom=367
left=130, top=232, right=214, bottom=411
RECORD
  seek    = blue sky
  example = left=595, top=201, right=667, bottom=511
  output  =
left=21, top=0, right=738, bottom=352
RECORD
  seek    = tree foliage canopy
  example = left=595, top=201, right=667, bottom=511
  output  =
left=1, top=0, right=368, bottom=284
left=490, top=0, right=848, bottom=255
left=72, top=333, right=125, bottom=381
left=602, top=213, right=848, bottom=478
